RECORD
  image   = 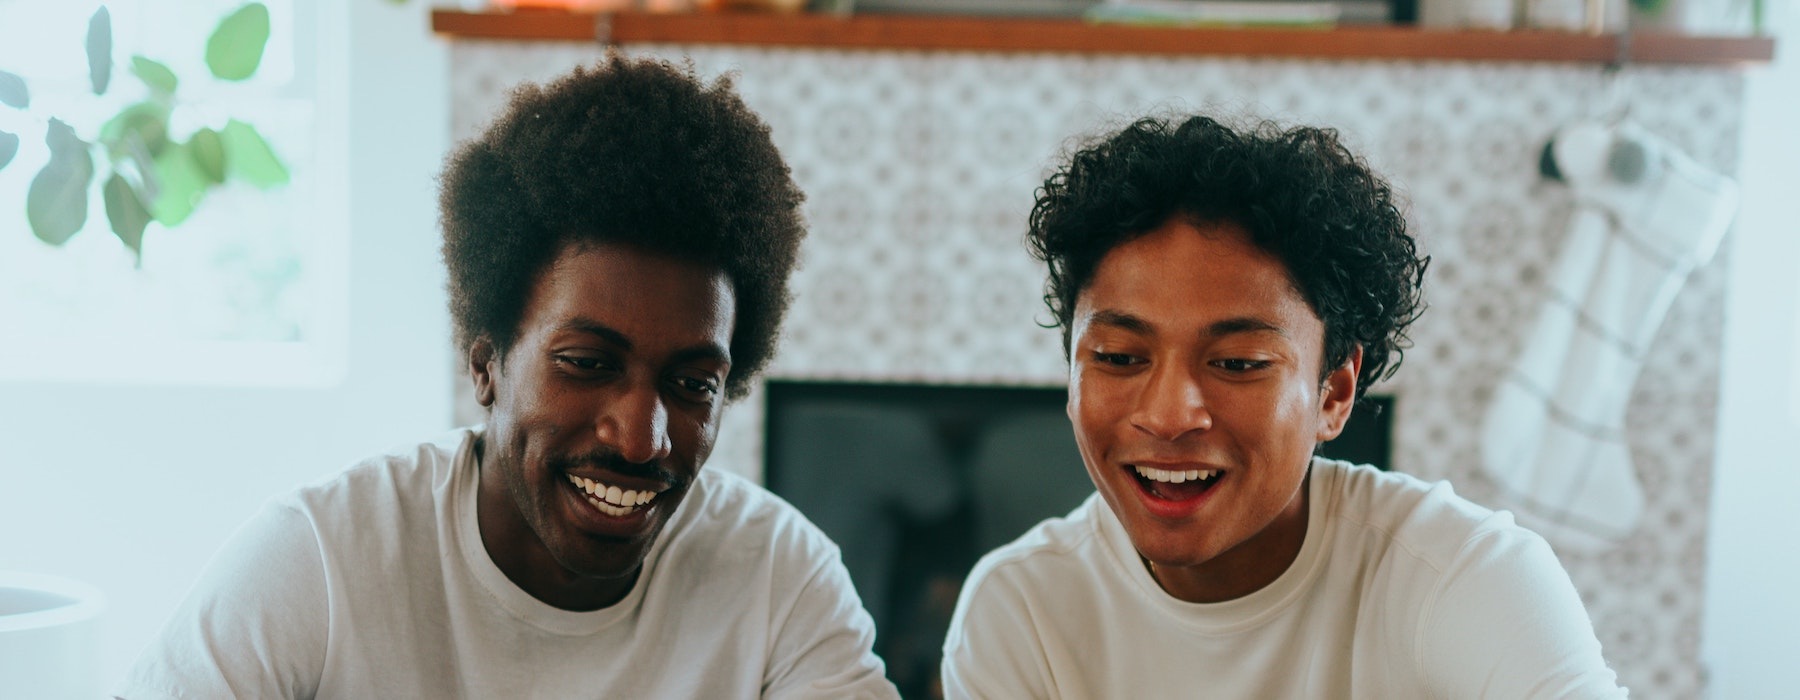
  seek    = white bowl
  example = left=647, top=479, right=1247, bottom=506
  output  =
left=0, top=572, right=106, bottom=700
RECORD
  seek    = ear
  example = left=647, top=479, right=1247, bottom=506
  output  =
left=1315, top=345, right=1363, bottom=442
left=469, top=337, right=499, bottom=408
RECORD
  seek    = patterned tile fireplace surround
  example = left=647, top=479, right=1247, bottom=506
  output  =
left=449, top=41, right=1743, bottom=697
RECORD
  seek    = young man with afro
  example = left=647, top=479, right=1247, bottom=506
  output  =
left=940, top=116, right=1627, bottom=698
left=118, top=55, right=899, bottom=699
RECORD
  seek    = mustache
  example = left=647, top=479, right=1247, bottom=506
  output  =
left=547, top=449, right=683, bottom=488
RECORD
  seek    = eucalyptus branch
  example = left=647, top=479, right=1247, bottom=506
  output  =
left=0, top=2, right=288, bottom=261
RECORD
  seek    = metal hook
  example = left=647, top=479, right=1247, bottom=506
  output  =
left=1598, top=65, right=1631, bottom=125
left=1602, top=0, right=1636, bottom=122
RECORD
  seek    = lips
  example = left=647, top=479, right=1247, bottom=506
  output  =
left=559, top=471, right=671, bottom=534
left=566, top=473, right=661, bottom=513
left=1125, top=462, right=1225, bottom=519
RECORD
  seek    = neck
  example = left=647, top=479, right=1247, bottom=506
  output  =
left=1147, top=468, right=1312, bottom=604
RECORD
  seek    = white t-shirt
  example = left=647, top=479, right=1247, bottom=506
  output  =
left=941, top=458, right=1627, bottom=699
left=117, top=428, right=898, bottom=699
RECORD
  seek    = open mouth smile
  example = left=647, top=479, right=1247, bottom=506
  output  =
left=1127, top=464, right=1224, bottom=518
left=565, top=473, right=661, bottom=518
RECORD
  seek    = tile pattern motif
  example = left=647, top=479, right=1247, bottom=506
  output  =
left=449, top=41, right=1743, bottom=698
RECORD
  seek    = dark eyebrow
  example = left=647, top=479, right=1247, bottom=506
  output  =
left=1204, top=317, right=1287, bottom=339
left=670, top=344, right=732, bottom=369
left=1088, top=310, right=1286, bottom=340
left=1090, top=309, right=1153, bottom=335
left=557, top=320, right=633, bottom=351
left=557, top=319, right=732, bottom=368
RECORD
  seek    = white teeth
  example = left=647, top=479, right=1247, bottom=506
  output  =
left=565, top=474, right=660, bottom=511
left=1133, top=465, right=1219, bottom=484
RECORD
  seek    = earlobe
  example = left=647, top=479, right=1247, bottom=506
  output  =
left=1316, top=345, right=1363, bottom=441
left=470, top=338, right=498, bottom=408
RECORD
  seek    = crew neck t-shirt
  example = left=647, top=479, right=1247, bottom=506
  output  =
left=118, top=428, right=898, bottom=699
left=942, top=458, right=1626, bottom=699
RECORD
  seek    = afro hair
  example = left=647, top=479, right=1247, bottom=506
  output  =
left=439, top=54, right=805, bottom=401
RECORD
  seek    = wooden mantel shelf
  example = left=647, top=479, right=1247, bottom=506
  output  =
left=432, top=9, right=1774, bottom=65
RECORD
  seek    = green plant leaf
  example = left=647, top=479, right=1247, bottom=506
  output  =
left=87, top=6, right=113, bottom=95
left=189, top=127, right=226, bottom=183
left=221, top=119, right=287, bottom=188
left=206, top=3, right=270, bottom=81
left=150, top=141, right=207, bottom=226
left=45, top=115, right=85, bottom=152
left=0, top=70, right=26, bottom=109
left=0, top=130, right=18, bottom=171
left=130, top=56, right=178, bottom=95
left=27, top=120, right=95, bottom=246
left=104, top=172, right=151, bottom=257
left=100, top=102, right=171, bottom=158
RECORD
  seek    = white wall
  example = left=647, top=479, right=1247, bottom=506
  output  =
left=0, top=0, right=452, bottom=686
left=1704, top=5, right=1800, bottom=698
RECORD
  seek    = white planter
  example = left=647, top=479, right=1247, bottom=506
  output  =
left=0, top=573, right=106, bottom=700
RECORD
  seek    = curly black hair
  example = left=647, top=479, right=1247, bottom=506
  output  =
left=1029, top=115, right=1428, bottom=399
left=440, top=54, right=805, bottom=401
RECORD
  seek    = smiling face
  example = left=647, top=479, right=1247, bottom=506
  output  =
left=471, top=241, right=735, bottom=611
left=1066, top=216, right=1360, bottom=603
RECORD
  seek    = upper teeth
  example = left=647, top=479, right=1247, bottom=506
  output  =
left=566, top=474, right=658, bottom=508
left=1134, top=465, right=1218, bottom=484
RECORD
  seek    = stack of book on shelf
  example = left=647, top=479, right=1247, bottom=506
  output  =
left=1085, top=0, right=1394, bottom=27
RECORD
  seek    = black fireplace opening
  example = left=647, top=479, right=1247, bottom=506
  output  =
left=762, top=380, right=1393, bottom=699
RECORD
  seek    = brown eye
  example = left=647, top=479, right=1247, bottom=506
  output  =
left=1093, top=352, right=1142, bottom=367
left=669, top=375, right=720, bottom=402
left=555, top=355, right=617, bottom=374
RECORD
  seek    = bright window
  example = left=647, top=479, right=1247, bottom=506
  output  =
left=0, top=0, right=344, bottom=386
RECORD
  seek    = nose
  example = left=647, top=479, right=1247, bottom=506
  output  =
left=1129, top=362, right=1212, bottom=441
left=595, top=378, right=672, bottom=465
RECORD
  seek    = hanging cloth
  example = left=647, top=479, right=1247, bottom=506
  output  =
left=1480, top=121, right=1738, bottom=552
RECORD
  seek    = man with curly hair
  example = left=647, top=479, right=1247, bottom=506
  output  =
left=118, top=56, right=899, bottom=699
left=941, top=115, right=1626, bottom=697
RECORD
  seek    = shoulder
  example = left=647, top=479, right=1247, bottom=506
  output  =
left=1321, top=459, right=1521, bottom=575
left=955, top=495, right=1110, bottom=622
left=1315, top=460, right=1547, bottom=642
left=973, top=494, right=1104, bottom=575
left=942, top=497, right=1107, bottom=700
left=669, top=468, right=842, bottom=567
left=1317, top=462, right=1618, bottom=694
left=263, top=428, right=475, bottom=565
left=284, top=428, right=474, bottom=522
left=176, top=429, right=480, bottom=585
left=684, top=467, right=816, bottom=534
